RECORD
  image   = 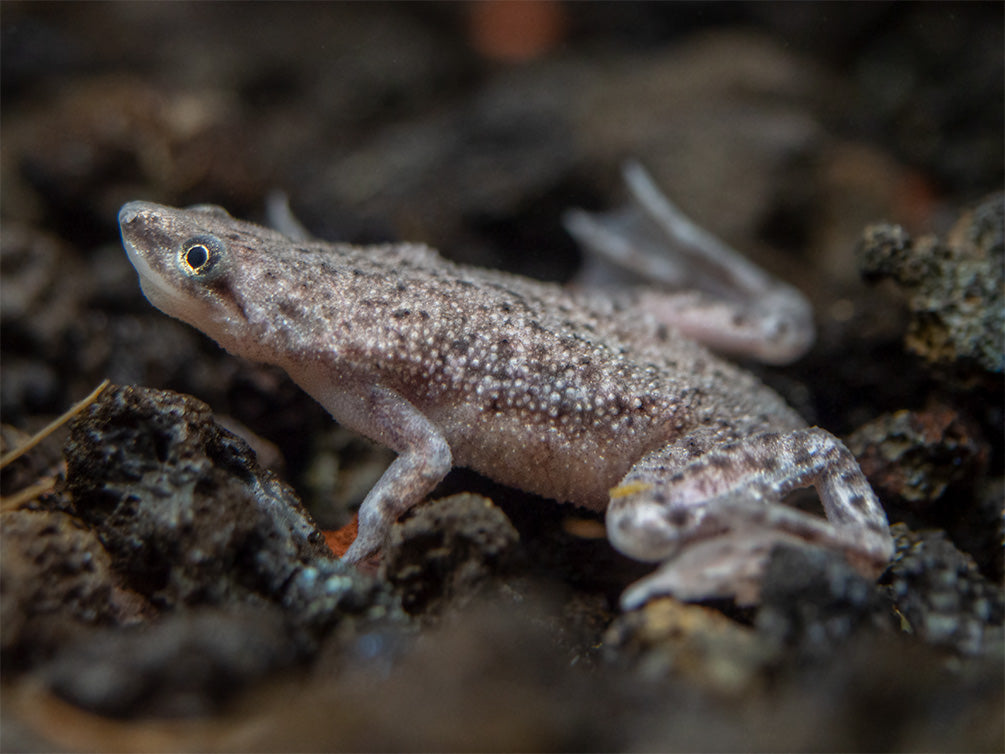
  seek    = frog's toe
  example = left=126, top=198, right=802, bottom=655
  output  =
left=606, top=496, right=689, bottom=563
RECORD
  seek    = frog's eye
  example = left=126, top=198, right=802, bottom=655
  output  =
left=178, top=235, right=225, bottom=279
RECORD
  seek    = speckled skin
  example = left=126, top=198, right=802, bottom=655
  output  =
left=119, top=175, right=892, bottom=607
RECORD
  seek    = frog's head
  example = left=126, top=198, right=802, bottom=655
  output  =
left=118, top=201, right=297, bottom=362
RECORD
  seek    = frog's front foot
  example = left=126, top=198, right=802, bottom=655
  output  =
left=608, top=427, right=893, bottom=608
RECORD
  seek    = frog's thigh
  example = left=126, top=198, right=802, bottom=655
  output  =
left=607, top=428, right=892, bottom=570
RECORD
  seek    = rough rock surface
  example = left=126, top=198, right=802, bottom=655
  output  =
left=4, top=384, right=404, bottom=718
left=858, top=193, right=1004, bottom=375
left=381, top=493, right=521, bottom=615
left=62, top=385, right=393, bottom=622
left=755, top=544, right=892, bottom=660
left=39, top=606, right=302, bottom=718
left=881, top=523, right=1004, bottom=657
left=0, top=509, right=148, bottom=671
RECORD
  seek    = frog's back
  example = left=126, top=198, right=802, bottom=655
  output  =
left=296, top=249, right=804, bottom=505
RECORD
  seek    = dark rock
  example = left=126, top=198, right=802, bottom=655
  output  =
left=0, top=509, right=148, bottom=672
left=64, top=384, right=329, bottom=605
left=755, top=544, right=891, bottom=660
left=283, top=557, right=403, bottom=638
left=847, top=406, right=1001, bottom=580
left=848, top=405, right=988, bottom=510
left=858, top=193, right=1004, bottom=375
left=604, top=597, right=773, bottom=693
left=62, top=384, right=401, bottom=630
left=381, top=493, right=520, bottom=615
left=881, top=523, right=1004, bottom=657
left=40, top=606, right=301, bottom=718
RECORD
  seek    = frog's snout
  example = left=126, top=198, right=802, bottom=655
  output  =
left=119, top=203, right=140, bottom=226
left=118, top=201, right=158, bottom=228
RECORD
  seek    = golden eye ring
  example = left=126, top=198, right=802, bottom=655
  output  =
left=178, top=235, right=225, bottom=279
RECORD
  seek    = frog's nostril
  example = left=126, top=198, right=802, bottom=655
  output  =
left=119, top=201, right=154, bottom=226
left=119, top=205, right=140, bottom=225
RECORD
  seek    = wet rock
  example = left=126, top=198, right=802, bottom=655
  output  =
left=39, top=606, right=302, bottom=718
left=62, top=384, right=400, bottom=631
left=65, top=385, right=324, bottom=603
left=755, top=544, right=891, bottom=661
left=858, top=193, right=1004, bottom=375
left=0, top=509, right=148, bottom=672
left=381, top=493, right=520, bottom=615
left=880, top=523, right=1003, bottom=657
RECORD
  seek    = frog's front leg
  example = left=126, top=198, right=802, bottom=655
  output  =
left=565, top=162, right=814, bottom=364
left=311, top=383, right=452, bottom=564
left=608, top=428, right=892, bottom=608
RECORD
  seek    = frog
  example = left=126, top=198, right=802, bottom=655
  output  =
left=118, top=163, right=892, bottom=608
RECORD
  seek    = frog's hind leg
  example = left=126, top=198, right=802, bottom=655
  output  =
left=607, top=427, right=892, bottom=607
left=564, top=162, right=814, bottom=364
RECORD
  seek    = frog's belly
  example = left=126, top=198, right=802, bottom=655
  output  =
left=438, top=406, right=668, bottom=510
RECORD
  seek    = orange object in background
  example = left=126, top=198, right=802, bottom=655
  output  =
left=894, top=169, right=940, bottom=232
left=323, top=516, right=358, bottom=558
left=468, top=0, right=568, bottom=63
left=324, top=517, right=382, bottom=575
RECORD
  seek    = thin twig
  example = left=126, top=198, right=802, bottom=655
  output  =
left=0, top=477, right=57, bottom=512
left=0, top=379, right=110, bottom=469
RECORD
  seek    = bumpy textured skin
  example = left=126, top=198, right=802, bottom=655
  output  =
left=118, top=174, right=892, bottom=607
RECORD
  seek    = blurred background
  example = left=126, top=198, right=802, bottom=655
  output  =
left=1, top=4, right=1002, bottom=750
